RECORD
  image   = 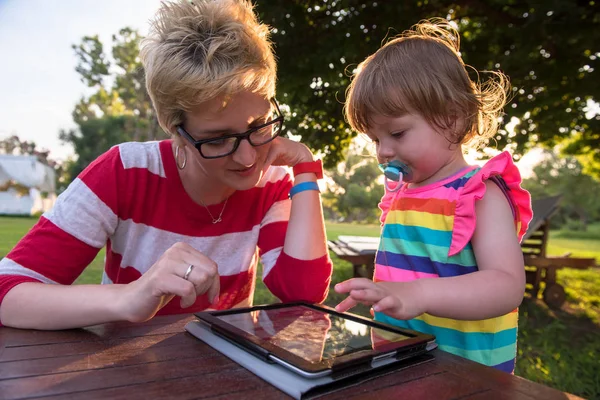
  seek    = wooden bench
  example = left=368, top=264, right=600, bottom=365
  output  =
left=327, top=236, right=378, bottom=278
left=327, top=196, right=597, bottom=309
left=521, top=195, right=596, bottom=308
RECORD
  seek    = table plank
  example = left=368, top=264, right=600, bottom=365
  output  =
left=0, top=351, right=235, bottom=398
left=432, top=351, right=579, bottom=400
left=0, top=332, right=178, bottom=362
left=40, top=368, right=283, bottom=400
left=0, top=314, right=578, bottom=400
left=0, top=315, right=191, bottom=347
left=1, top=333, right=209, bottom=379
left=331, top=371, right=489, bottom=399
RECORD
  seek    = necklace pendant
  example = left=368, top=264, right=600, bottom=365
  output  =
left=212, top=217, right=222, bottom=224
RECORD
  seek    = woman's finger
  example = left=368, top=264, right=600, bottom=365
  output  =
left=263, top=137, right=283, bottom=166
left=206, top=273, right=220, bottom=304
left=153, top=273, right=196, bottom=308
left=174, top=243, right=217, bottom=267
left=177, top=255, right=220, bottom=302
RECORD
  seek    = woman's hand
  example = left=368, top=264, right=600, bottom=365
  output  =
left=265, top=136, right=314, bottom=167
left=118, top=242, right=220, bottom=323
left=334, top=278, right=427, bottom=320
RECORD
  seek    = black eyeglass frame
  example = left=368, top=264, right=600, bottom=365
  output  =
left=176, top=98, right=285, bottom=159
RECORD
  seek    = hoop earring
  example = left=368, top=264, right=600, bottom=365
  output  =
left=175, top=145, right=187, bottom=170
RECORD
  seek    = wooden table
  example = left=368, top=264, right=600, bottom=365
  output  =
left=327, top=237, right=378, bottom=279
left=0, top=314, right=579, bottom=400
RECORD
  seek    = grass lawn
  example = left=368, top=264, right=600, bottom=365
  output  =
left=1, top=217, right=599, bottom=398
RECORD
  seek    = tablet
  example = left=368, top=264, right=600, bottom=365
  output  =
left=194, top=302, right=435, bottom=378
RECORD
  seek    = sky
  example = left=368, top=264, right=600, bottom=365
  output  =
left=0, top=0, right=162, bottom=161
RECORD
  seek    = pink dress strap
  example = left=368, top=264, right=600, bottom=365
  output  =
left=378, top=183, right=401, bottom=226
left=448, top=151, right=533, bottom=257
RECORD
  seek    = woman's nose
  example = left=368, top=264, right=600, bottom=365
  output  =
left=232, top=138, right=257, bottom=167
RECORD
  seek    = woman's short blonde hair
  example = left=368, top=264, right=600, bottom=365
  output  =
left=344, top=18, right=510, bottom=148
left=140, top=0, right=276, bottom=135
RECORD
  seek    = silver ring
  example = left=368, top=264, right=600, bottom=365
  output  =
left=183, top=264, right=195, bottom=281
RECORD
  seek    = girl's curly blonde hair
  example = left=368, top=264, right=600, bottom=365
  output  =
left=345, top=18, right=510, bottom=148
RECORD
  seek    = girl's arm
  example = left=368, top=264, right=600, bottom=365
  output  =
left=417, top=181, right=525, bottom=320
left=336, top=181, right=525, bottom=320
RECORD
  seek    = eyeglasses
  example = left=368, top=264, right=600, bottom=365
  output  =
left=176, top=98, right=284, bottom=159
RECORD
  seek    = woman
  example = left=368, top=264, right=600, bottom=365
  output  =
left=0, top=0, right=332, bottom=330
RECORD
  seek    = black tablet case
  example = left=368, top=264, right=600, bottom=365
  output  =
left=185, top=320, right=436, bottom=400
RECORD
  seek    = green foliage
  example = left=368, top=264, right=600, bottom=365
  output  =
left=59, top=115, right=139, bottom=185
left=71, top=28, right=155, bottom=130
left=325, top=145, right=383, bottom=222
left=62, top=28, right=161, bottom=184
left=64, top=1, right=600, bottom=176
left=559, top=268, right=600, bottom=325
left=0, top=216, right=37, bottom=257
left=255, top=0, right=600, bottom=174
left=522, top=151, right=600, bottom=229
left=553, top=222, right=600, bottom=240
left=516, top=299, right=600, bottom=399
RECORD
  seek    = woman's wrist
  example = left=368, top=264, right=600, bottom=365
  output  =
left=292, top=159, right=323, bottom=182
left=294, top=153, right=315, bottom=166
left=293, top=174, right=318, bottom=184
left=291, top=144, right=315, bottom=166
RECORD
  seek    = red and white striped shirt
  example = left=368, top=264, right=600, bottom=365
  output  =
left=0, top=140, right=332, bottom=323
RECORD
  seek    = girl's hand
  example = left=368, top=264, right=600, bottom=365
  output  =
left=118, top=242, right=220, bottom=323
left=334, top=278, right=427, bottom=320
left=264, top=136, right=314, bottom=167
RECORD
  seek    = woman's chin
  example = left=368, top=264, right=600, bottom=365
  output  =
left=225, top=169, right=263, bottom=191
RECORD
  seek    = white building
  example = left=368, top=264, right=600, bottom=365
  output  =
left=0, top=155, right=56, bottom=215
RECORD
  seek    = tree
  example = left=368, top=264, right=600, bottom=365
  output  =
left=255, top=1, right=600, bottom=173
left=59, top=116, right=137, bottom=184
left=60, top=28, right=160, bottom=183
left=63, top=2, right=600, bottom=178
left=325, top=143, right=383, bottom=222
left=70, top=28, right=157, bottom=141
left=522, top=151, right=600, bottom=230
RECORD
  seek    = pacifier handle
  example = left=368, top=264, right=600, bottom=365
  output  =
left=384, top=171, right=403, bottom=192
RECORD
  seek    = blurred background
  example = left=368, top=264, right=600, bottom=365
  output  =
left=0, top=1, right=598, bottom=397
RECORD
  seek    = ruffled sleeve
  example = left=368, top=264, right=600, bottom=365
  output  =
left=448, top=151, right=533, bottom=257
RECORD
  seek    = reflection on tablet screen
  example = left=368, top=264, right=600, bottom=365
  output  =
left=215, top=305, right=411, bottom=363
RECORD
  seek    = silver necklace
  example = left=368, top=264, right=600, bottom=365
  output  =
left=198, top=197, right=229, bottom=224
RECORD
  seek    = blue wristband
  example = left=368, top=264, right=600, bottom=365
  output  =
left=289, top=181, right=320, bottom=198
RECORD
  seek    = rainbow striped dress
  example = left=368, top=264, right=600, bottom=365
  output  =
left=374, top=152, right=532, bottom=373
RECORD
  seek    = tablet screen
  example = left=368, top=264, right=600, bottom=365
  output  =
left=215, top=305, right=412, bottom=363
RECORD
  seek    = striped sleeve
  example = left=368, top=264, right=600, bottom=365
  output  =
left=0, top=147, right=122, bottom=317
left=257, top=167, right=332, bottom=303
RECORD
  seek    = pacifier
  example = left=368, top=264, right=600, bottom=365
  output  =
left=378, top=160, right=411, bottom=192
